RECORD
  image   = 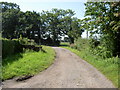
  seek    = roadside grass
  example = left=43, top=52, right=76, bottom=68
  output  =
left=61, top=46, right=118, bottom=87
left=60, top=42, right=70, bottom=46
left=2, top=46, right=55, bottom=80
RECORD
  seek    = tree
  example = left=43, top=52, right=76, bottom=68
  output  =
left=1, top=2, right=20, bottom=12
left=23, top=11, right=40, bottom=39
left=67, top=17, right=84, bottom=43
left=1, top=2, right=84, bottom=46
left=84, top=2, right=120, bottom=57
left=40, top=9, right=77, bottom=45
left=1, top=2, right=20, bottom=39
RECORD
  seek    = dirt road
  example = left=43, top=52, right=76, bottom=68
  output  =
left=2, top=47, right=115, bottom=88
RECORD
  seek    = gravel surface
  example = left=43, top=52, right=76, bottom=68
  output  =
left=2, top=47, right=115, bottom=88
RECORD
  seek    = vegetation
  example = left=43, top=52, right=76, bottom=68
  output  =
left=1, top=1, right=119, bottom=56
left=1, top=2, right=83, bottom=45
left=1, top=1, right=119, bottom=87
left=2, top=38, right=42, bottom=58
left=83, top=2, right=120, bottom=58
left=2, top=39, right=23, bottom=58
left=82, top=3, right=119, bottom=87
left=61, top=38, right=118, bottom=87
left=2, top=46, right=55, bottom=80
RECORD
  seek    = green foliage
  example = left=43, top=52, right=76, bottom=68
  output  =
left=84, top=2, right=120, bottom=57
left=0, top=2, right=20, bottom=12
left=40, top=8, right=82, bottom=44
left=73, top=37, right=89, bottom=51
left=88, top=34, right=117, bottom=58
left=1, top=2, right=20, bottom=39
left=19, top=36, right=36, bottom=45
left=64, top=17, right=84, bottom=43
left=73, top=37, right=115, bottom=59
left=63, top=36, right=119, bottom=86
left=19, top=36, right=42, bottom=52
left=62, top=46, right=118, bottom=87
left=19, top=37, right=29, bottom=45
left=2, top=39, right=23, bottom=58
left=60, top=42, right=70, bottom=46
left=2, top=46, right=55, bottom=80
left=1, top=1, right=84, bottom=45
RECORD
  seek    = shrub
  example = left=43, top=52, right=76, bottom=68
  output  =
left=70, top=44, right=76, bottom=49
left=73, top=37, right=89, bottom=51
left=2, top=39, right=23, bottom=58
left=89, top=36, right=114, bottom=58
left=19, top=37, right=36, bottom=45
left=22, top=45, right=42, bottom=52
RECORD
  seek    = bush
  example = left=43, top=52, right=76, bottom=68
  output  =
left=89, top=36, right=114, bottom=58
left=22, top=45, right=42, bottom=52
left=72, top=37, right=89, bottom=51
left=19, top=37, right=36, bottom=45
left=2, top=39, right=23, bottom=58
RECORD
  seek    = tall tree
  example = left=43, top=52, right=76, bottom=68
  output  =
left=40, top=9, right=76, bottom=45
left=68, top=17, right=84, bottom=42
left=1, top=2, right=20, bottom=39
left=85, top=2, right=120, bottom=57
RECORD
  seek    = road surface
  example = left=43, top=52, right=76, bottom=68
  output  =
left=2, top=47, right=115, bottom=88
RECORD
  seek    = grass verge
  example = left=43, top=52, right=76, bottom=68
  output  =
left=61, top=46, right=118, bottom=87
left=2, top=46, right=55, bottom=80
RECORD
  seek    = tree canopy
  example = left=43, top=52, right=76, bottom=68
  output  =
left=1, top=2, right=84, bottom=45
left=84, top=2, right=120, bottom=57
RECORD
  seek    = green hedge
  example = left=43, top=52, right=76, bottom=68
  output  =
left=2, top=39, right=23, bottom=58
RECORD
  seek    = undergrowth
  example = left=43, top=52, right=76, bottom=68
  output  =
left=61, top=42, right=119, bottom=87
left=2, top=46, right=55, bottom=80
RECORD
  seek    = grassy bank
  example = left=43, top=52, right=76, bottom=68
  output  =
left=61, top=43, right=118, bottom=87
left=2, top=46, right=55, bottom=80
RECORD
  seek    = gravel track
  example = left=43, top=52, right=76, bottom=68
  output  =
left=2, top=47, right=115, bottom=88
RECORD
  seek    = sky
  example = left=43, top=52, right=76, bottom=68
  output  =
left=2, top=0, right=88, bottom=38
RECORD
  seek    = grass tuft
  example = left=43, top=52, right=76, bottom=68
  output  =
left=2, top=46, right=55, bottom=80
left=61, top=46, right=118, bottom=87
